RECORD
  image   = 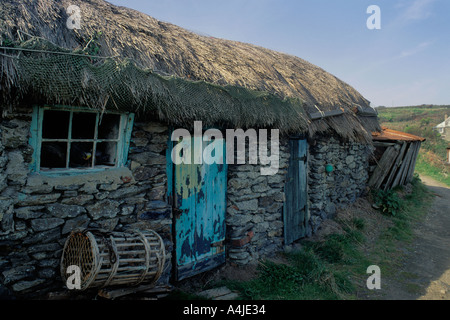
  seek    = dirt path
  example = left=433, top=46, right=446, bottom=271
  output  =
left=371, top=175, right=450, bottom=300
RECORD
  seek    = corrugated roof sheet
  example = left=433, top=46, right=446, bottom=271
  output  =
left=372, top=127, right=426, bottom=142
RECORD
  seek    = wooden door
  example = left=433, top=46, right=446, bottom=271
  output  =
left=168, top=136, right=227, bottom=281
left=284, top=139, right=308, bottom=245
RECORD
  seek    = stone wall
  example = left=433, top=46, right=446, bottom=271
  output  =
left=226, top=138, right=290, bottom=266
left=307, top=135, right=372, bottom=235
left=0, top=109, right=173, bottom=298
left=225, top=134, right=373, bottom=265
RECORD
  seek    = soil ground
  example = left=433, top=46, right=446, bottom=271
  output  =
left=363, top=175, right=450, bottom=300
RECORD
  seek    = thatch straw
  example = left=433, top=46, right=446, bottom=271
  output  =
left=0, top=0, right=380, bottom=142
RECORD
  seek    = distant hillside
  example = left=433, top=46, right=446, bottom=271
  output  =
left=376, top=105, right=450, bottom=187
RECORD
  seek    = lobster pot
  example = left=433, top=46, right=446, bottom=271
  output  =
left=61, top=229, right=166, bottom=291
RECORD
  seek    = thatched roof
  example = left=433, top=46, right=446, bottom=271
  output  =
left=0, top=0, right=380, bottom=141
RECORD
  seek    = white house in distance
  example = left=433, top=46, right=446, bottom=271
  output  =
left=447, top=147, right=450, bottom=164
left=434, top=115, right=450, bottom=141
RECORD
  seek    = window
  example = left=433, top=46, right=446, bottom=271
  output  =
left=30, top=106, right=134, bottom=174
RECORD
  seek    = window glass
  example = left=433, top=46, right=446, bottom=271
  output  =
left=42, top=110, right=70, bottom=139
left=96, top=142, right=117, bottom=166
left=72, top=112, right=96, bottom=139
left=69, top=142, right=94, bottom=168
left=38, top=108, right=124, bottom=171
left=40, top=142, right=67, bottom=168
left=98, top=114, right=120, bottom=140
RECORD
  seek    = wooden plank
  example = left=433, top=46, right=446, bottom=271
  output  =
left=373, top=141, right=396, bottom=148
left=391, top=145, right=409, bottom=188
left=177, top=253, right=226, bottom=281
left=114, top=243, right=146, bottom=248
left=310, top=109, right=344, bottom=120
left=65, top=111, right=73, bottom=169
left=410, top=142, right=422, bottom=180
left=399, top=143, right=418, bottom=186
left=284, top=139, right=308, bottom=245
left=383, top=142, right=408, bottom=191
left=29, top=106, right=41, bottom=172
left=94, top=272, right=157, bottom=280
left=99, top=266, right=148, bottom=273
left=402, top=142, right=417, bottom=184
left=119, top=112, right=135, bottom=167
left=392, top=143, right=415, bottom=188
left=173, top=136, right=227, bottom=281
left=368, top=144, right=401, bottom=189
left=405, top=142, right=421, bottom=183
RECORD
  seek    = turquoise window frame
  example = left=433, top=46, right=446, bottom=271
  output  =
left=29, top=105, right=135, bottom=176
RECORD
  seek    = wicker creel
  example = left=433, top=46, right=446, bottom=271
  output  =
left=60, top=229, right=166, bottom=291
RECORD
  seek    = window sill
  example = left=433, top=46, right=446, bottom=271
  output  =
left=27, top=167, right=134, bottom=188
left=37, top=166, right=119, bottom=177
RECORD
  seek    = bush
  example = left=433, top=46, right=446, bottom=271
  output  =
left=372, top=189, right=404, bottom=216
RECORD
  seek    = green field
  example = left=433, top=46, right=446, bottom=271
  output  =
left=376, top=105, right=450, bottom=187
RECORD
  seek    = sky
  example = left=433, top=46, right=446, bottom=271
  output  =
left=107, top=0, right=450, bottom=107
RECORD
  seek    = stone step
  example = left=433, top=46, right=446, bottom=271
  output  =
left=198, top=286, right=239, bottom=300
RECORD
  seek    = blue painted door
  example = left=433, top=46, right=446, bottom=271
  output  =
left=169, top=136, right=227, bottom=280
left=284, top=138, right=308, bottom=245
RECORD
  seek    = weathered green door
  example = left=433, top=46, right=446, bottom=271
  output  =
left=284, top=139, right=308, bottom=245
left=168, top=136, right=227, bottom=281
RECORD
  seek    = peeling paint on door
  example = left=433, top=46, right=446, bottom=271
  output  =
left=168, top=135, right=227, bottom=280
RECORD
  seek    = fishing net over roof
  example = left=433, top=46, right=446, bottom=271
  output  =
left=0, top=0, right=380, bottom=142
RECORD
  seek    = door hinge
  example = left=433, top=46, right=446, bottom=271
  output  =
left=293, top=156, right=307, bottom=162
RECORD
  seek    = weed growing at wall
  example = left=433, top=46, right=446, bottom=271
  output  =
left=371, top=189, right=404, bottom=216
